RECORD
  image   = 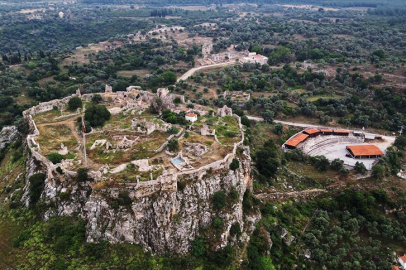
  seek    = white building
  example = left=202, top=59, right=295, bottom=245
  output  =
left=398, top=254, right=406, bottom=269
left=58, top=11, right=64, bottom=19
left=241, top=52, right=268, bottom=65
left=185, top=113, right=197, bottom=122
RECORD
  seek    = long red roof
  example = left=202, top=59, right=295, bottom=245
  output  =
left=285, top=133, right=309, bottom=147
left=346, top=145, right=384, bottom=156
left=334, top=129, right=350, bottom=134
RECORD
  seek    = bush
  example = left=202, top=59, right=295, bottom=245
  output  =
left=229, top=188, right=239, bottom=203
left=330, top=158, right=344, bottom=171
left=91, top=94, right=103, bottom=104
left=167, top=139, right=179, bottom=152
left=314, top=156, right=330, bottom=172
left=230, top=223, right=241, bottom=236
left=191, top=237, right=205, bottom=257
left=230, top=158, right=239, bottom=171
left=117, top=191, right=132, bottom=206
left=213, top=217, right=224, bottom=229
left=354, top=161, right=367, bottom=175
left=47, top=153, right=64, bottom=164
left=212, top=191, right=226, bottom=210
left=372, top=164, right=385, bottom=179
left=167, top=126, right=179, bottom=135
left=241, top=115, right=251, bottom=127
left=68, top=97, right=82, bottom=111
left=56, top=166, right=63, bottom=174
left=29, top=173, right=46, bottom=205
left=77, top=168, right=89, bottom=182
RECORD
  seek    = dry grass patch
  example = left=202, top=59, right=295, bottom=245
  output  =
left=33, top=109, right=62, bottom=124
left=37, top=124, right=78, bottom=155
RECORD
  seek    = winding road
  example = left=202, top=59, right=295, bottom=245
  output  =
left=177, top=61, right=239, bottom=82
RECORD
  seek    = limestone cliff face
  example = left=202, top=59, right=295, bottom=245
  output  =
left=23, top=146, right=255, bottom=255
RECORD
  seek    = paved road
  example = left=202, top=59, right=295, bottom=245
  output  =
left=177, top=61, right=239, bottom=82
left=246, top=115, right=318, bottom=128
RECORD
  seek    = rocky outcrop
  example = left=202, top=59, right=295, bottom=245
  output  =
left=0, top=126, right=19, bottom=148
left=23, top=145, right=255, bottom=255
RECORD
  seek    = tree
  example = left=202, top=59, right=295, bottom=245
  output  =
left=161, top=71, right=177, bottom=85
left=330, top=158, right=344, bottom=171
left=68, top=97, right=82, bottom=111
left=372, top=164, right=385, bottom=179
left=91, top=94, right=103, bottom=104
left=314, top=156, right=330, bottom=172
left=230, top=158, right=239, bottom=171
left=212, top=191, right=226, bottom=210
left=47, top=153, right=64, bottom=164
left=255, top=140, right=280, bottom=178
left=394, top=136, right=406, bottom=150
left=241, top=115, right=251, bottom=127
left=262, top=110, right=274, bottom=123
left=77, top=168, right=89, bottom=182
left=354, top=161, right=367, bottom=175
left=273, top=123, right=283, bottom=135
left=85, top=105, right=111, bottom=127
left=167, top=139, right=178, bottom=152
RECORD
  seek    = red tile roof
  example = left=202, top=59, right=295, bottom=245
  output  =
left=285, top=133, right=309, bottom=147
left=346, top=145, right=384, bottom=156
left=304, top=128, right=320, bottom=135
left=399, top=254, right=406, bottom=263
left=320, top=128, right=333, bottom=132
left=392, top=265, right=400, bottom=270
left=186, top=113, right=197, bottom=117
left=334, top=129, right=350, bottom=134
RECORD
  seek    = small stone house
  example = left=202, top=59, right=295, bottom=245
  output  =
left=185, top=113, right=197, bottom=122
left=398, top=254, right=406, bottom=269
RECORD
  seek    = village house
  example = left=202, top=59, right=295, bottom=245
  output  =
left=185, top=113, right=197, bottom=122
left=398, top=254, right=406, bottom=269
left=240, top=52, right=268, bottom=65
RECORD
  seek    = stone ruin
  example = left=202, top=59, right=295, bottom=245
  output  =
left=156, top=87, right=186, bottom=111
left=201, top=124, right=215, bottom=136
left=183, top=142, right=208, bottom=157
left=131, top=118, right=171, bottom=135
left=126, top=86, right=142, bottom=92
left=105, top=84, right=113, bottom=93
left=90, top=136, right=138, bottom=151
left=217, top=105, right=233, bottom=117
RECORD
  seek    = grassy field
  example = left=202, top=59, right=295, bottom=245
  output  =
left=37, top=124, right=78, bottom=155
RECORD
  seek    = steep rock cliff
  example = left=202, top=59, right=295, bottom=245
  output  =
left=22, top=146, right=257, bottom=254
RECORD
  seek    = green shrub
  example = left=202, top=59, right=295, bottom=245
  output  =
left=68, top=97, right=82, bottom=111
left=230, top=158, right=239, bottom=171
left=191, top=237, right=205, bottom=257
left=212, top=191, right=226, bottom=210
left=47, top=153, right=64, bottom=164
left=117, top=191, right=132, bottom=206
left=213, top=217, right=223, bottom=229
left=167, top=139, right=179, bottom=152
left=230, top=223, right=241, bottom=236
left=56, top=166, right=63, bottom=174
left=77, top=168, right=89, bottom=182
